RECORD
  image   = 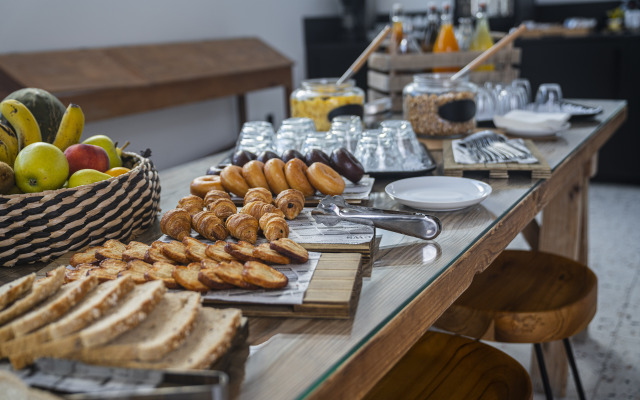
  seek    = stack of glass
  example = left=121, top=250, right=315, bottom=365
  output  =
left=234, top=116, right=426, bottom=172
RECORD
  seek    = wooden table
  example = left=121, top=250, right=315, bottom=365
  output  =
left=0, top=99, right=627, bottom=399
left=0, top=38, right=294, bottom=126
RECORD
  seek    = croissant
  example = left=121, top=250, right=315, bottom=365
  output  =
left=244, top=187, right=273, bottom=205
left=192, top=210, right=228, bottom=241
left=204, top=189, right=231, bottom=205
left=177, top=195, right=205, bottom=216
left=225, top=213, right=259, bottom=244
left=207, top=197, right=237, bottom=221
left=241, top=200, right=284, bottom=221
left=275, top=189, right=305, bottom=220
left=160, top=208, right=192, bottom=241
left=259, top=212, right=289, bottom=241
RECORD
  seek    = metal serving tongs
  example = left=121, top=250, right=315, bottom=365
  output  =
left=312, top=196, right=442, bottom=240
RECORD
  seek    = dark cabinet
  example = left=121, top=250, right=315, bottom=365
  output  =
left=517, top=34, right=640, bottom=184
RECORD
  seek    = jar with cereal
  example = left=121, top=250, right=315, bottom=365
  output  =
left=403, top=73, right=477, bottom=137
left=290, top=78, right=365, bottom=132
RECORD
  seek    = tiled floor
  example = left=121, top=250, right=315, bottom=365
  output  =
left=492, top=182, right=640, bottom=399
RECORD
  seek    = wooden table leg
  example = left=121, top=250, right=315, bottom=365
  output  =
left=532, top=159, right=591, bottom=396
left=237, top=94, right=247, bottom=127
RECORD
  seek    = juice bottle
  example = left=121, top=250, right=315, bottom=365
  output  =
left=389, top=3, right=404, bottom=54
left=432, top=3, right=459, bottom=73
left=469, top=2, right=495, bottom=71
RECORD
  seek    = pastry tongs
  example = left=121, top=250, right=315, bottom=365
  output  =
left=312, top=196, right=442, bottom=240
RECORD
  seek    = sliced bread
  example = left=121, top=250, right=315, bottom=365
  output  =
left=0, top=276, right=98, bottom=343
left=0, top=276, right=135, bottom=358
left=0, top=273, right=35, bottom=311
left=0, top=267, right=65, bottom=326
left=9, top=278, right=163, bottom=369
left=122, top=307, right=242, bottom=370
left=76, top=291, right=201, bottom=363
left=79, top=280, right=166, bottom=348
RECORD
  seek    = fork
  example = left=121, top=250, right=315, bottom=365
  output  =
left=460, top=131, right=531, bottom=162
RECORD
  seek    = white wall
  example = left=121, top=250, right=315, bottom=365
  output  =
left=0, top=0, right=340, bottom=170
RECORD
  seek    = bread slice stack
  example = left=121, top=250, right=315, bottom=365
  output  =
left=0, top=266, right=242, bottom=372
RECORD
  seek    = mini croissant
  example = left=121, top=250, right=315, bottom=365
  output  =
left=204, top=189, right=231, bottom=204
left=275, top=189, right=305, bottom=220
left=244, top=187, right=273, bottom=205
left=225, top=213, right=259, bottom=244
left=192, top=210, right=228, bottom=241
left=160, top=208, right=192, bottom=241
left=259, top=212, right=289, bottom=241
left=177, top=195, right=205, bottom=216
left=241, top=200, right=284, bottom=221
left=207, top=197, right=237, bottom=221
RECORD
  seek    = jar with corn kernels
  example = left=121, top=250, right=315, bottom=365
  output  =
left=403, top=73, right=477, bottom=137
left=290, top=78, right=365, bottom=132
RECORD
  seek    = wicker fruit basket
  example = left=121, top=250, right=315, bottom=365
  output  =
left=0, top=151, right=161, bottom=267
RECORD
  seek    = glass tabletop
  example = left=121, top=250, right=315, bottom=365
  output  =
left=33, top=99, right=622, bottom=400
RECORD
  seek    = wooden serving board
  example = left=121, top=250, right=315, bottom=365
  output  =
left=442, top=139, right=551, bottom=179
left=204, top=252, right=363, bottom=319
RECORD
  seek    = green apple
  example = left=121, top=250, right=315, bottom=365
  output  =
left=14, top=142, right=69, bottom=193
left=68, top=169, right=111, bottom=188
left=82, top=134, right=122, bottom=169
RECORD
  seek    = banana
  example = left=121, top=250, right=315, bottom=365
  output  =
left=52, top=103, right=84, bottom=151
left=0, top=99, right=42, bottom=149
left=0, top=139, right=14, bottom=165
left=0, top=123, right=18, bottom=164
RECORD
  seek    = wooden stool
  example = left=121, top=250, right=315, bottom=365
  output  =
left=435, top=250, right=597, bottom=400
left=363, top=331, right=532, bottom=400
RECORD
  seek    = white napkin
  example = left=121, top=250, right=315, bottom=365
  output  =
left=493, top=110, right=571, bottom=133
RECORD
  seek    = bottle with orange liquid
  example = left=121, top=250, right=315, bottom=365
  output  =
left=432, top=2, right=459, bottom=72
left=389, top=3, right=404, bottom=54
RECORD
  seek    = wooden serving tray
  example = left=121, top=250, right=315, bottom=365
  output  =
left=442, top=139, right=551, bottom=179
left=204, top=252, right=363, bottom=319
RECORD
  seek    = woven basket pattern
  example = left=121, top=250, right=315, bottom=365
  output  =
left=0, top=152, right=161, bottom=267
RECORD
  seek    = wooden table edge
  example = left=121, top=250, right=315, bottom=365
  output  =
left=304, top=103, right=628, bottom=400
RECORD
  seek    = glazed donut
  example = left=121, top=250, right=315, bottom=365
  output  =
left=241, top=160, right=271, bottom=191
left=306, top=162, right=345, bottom=196
left=263, top=158, right=289, bottom=195
left=220, top=165, right=250, bottom=197
left=284, top=158, right=315, bottom=197
left=190, top=175, right=224, bottom=198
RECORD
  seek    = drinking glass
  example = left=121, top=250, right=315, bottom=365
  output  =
left=475, top=86, right=496, bottom=121
left=535, top=83, right=563, bottom=112
left=379, top=120, right=423, bottom=169
left=511, top=78, right=532, bottom=104
left=276, top=117, right=315, bottom=153
left=236, top=121, right=277, bottom=153
left=330, top=115, right=363, bottom=153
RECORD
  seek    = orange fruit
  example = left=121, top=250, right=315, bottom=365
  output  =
left=105, top=167, right=130, bottom=177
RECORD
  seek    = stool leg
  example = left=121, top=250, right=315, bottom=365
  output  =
left=563, top=338, right=587, bottom=400
left=534, top=343, right=554, bottom=400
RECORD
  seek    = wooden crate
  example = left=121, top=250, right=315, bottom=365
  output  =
left=367, top=44, right=521, bottom=112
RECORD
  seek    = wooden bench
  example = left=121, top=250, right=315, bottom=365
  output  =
left=0, top=38, right=294, bottom=127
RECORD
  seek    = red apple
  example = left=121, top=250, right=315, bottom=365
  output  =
left=63, top=144, right=110, bottom=177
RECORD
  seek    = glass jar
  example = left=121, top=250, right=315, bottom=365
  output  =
left=290, top=78, right=365, bottom=132
left=403, top=73, right=477, bottom=137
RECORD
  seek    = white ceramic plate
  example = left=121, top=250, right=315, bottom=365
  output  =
left=385, top=176, right=492, bottom=211
left=500, top=121, right=571, bottom=137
